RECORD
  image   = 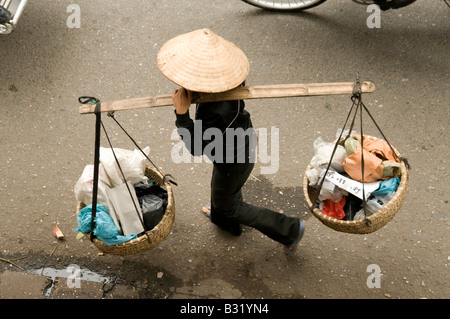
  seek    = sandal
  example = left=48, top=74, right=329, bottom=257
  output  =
left=201, top=203, right=211, bottom=218
left=283, top=221, right=305, bottom=256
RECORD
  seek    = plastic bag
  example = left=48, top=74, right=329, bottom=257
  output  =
left=306, top=135, right=348, bottom=201
left=134, top=182, right=168, bottom=231
left=343, top=194, right=363, bottom=221
left=306, top=136, right=347, bottom=187
left=74, top=163, right=111, bottom=207
left=76, top=204, right=137, bottom=246
left=353, top=193, right=394, bottom=220
left=382, top=162, right=402, bottom=179
left=312, top=168, right=348, bottom=202
left=367, top=193, right=393, bottom=214
left=100, top=147, right=150, bottom=188
left=343, top=135, right=401, bottom=182
left=310, top=136, right=347, bottom=172
left=141, top=195, right=165, bottom=230
left=371, top=177, right=400, bottom=197
left=342, top=148, right=384, bottom=183
left=321, top=197, right=346, bottom=220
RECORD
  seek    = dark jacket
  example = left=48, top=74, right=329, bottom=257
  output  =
left=175, top=100, right=256, bottom=164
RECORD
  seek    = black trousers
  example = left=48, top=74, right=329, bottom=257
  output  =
left=210, top=161, right=300, bottom=246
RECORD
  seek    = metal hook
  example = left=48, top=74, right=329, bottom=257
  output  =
left=352, top=77, right=362, bottom=96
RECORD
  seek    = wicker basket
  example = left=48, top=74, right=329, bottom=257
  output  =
left=76, top=166, right=175, bottom=255
left=303, top=136, right=409, bottom=234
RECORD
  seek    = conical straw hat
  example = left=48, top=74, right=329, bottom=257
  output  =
left=157, top=29, right=250, bottom=93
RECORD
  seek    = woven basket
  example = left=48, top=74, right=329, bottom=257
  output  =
left=303, top=136, right=409, bottom=234
left=76, top=166, right=175, bottom=255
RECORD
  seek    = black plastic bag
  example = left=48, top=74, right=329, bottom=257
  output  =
left=134, top=182, right=168, bottom=231
left=343, top=194, right=363, bottom=221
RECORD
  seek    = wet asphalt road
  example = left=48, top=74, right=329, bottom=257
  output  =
left=0, top=0, right=449, bottom=300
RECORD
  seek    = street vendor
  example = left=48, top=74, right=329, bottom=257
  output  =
left=157, top=29, right=305, bottom=255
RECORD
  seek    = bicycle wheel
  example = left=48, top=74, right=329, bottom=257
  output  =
left=241, top=0, right=328, bottom=11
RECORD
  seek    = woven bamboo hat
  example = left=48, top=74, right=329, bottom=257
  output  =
left=157, top=29, right=250, bottom=93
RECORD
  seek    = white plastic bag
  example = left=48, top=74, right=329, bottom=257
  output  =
left=310, top=136, right=347, bottom=172
left=353, top=193, right=394, bottom=220
left=318, top=178, right=347, bottom=202
left=105, top=181, right=144, bottom=236
left=74, top=163, right=111, bottom=207
left=306, top=134, right=349, bottom=201
left=306, top=136, right=347, bottom=187
left=100, top=147, right=150, bottom=188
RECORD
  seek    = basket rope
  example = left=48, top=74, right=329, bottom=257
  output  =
left=106, top=111, right=177, bottom=187
left=78, top=97, right=102, bottom=241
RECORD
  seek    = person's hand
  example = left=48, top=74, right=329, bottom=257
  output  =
left=172, top=87, right=192, bottom=115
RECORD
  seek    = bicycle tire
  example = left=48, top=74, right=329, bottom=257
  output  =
left=241, top=0, right=328, bottom=11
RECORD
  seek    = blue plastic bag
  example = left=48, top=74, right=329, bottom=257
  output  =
left=370, top=177, right=400, bottom=197
left=76, top=204, right=137, bottom=246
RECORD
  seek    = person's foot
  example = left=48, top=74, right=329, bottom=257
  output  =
left=201, top=203, right=211, bottom=217
left=201, top=203, right=242, bottom=236
left=282, top=221, right=305, bottom=256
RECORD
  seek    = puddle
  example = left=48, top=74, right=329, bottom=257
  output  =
left=27, top=266, right=114, bottom=297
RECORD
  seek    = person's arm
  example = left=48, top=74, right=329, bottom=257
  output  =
left=172, top=87, right=192, bottom=115
left=173, top=87, right=194, bottom=131
left=172, top=88, right=203, bottom=156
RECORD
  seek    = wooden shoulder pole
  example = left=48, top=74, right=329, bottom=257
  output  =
left=79, top=81, right=375, bottom=114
